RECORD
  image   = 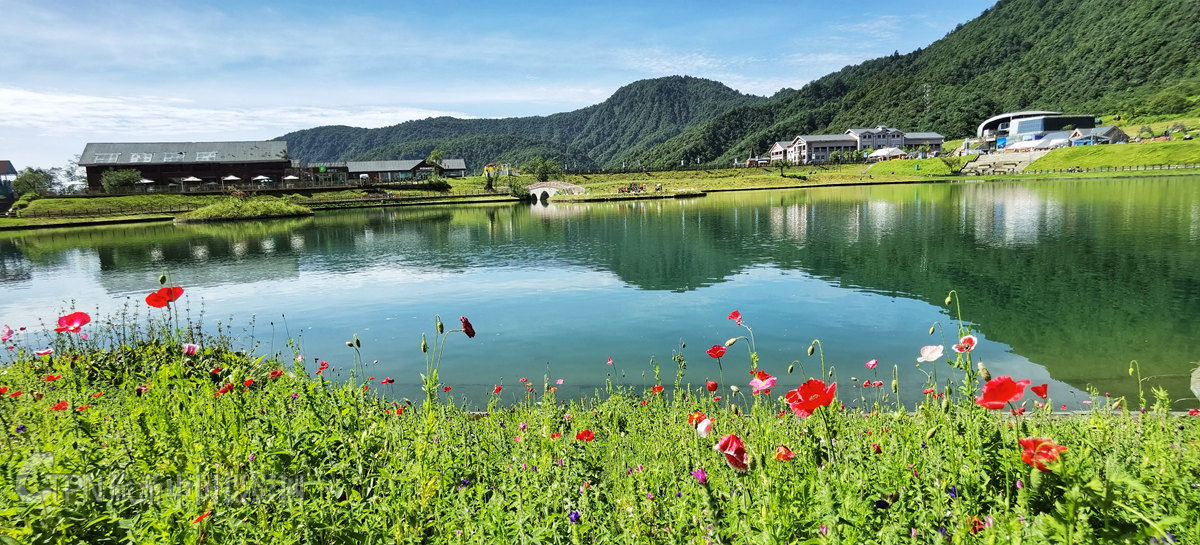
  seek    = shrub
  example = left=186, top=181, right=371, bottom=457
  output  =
left=100, top=168, right=141, bottom=194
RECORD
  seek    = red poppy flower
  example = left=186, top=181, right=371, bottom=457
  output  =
left=651, top=385, right=664, bottom=394
left=706, top=380, right=718, bottom=392
left=713, top=395, right=722, bottom=401
left=774, top=445, right=795, bottom=461
left=1019, top=437, right=1068, bottom=472
left=785, top=379, right=838, bottom=417
left=687, top=411, right=707, bottom=425
left=871, top=443, right=882, bottom=455
left=1188, top=408, right=1199, bottom=416
left=54, top=311, right=91, bottom=333
left=1011, top=407, right=1027, bottom=416
left=872, top=380, right=883, bottom=387
left=460, top=316, right=475, bottom=338
left=1031, top=383, right=1048, bottom=399
left=192, top=511, right=211, bottom=524
left=76, top=404, right=90, bottom=412
left=269, top=369, right=283, bottom=379
left=211, top=367, right=221, bottom=374
left=443, top=386, right=452, bottom=392
left=706, top=345, right=726, bottom=359
left=728, top=310, right=743, bottom=326
left=368, top=377, right=375, bottom=381
left=44, top=374, right=62, bottom=382
left=550, top=432, right=562, bottom=439
left=10, top=390, right=22, bottom=398
left=0, top=386, right=6, bottom=394
left=575, top=429, right=594, bottom=441
left=923, top=387, right=935, bottom=394
left=974, top=376, right=1030, bottom=409
left=493, top=385, right=502, bottom=394
left=381, top=377, right=394, bottom=384
left=953, top=334, right=978, bottom=353
left=716, top=433, right=749, bottom=471
left=243, top=378, right=254, bottom=387
left=91, top=391, right=103, bottom=398
left=146, top=286, right=184, bottom=308
left=50, top=400, right=69, bottom=411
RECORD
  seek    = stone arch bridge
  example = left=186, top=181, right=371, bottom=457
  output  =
left=527, top=181, right=585, bottom=203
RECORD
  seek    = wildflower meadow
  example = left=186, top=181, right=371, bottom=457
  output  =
left=0, top=284, right=1198, bottom=543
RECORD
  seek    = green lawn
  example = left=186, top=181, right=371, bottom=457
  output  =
left=865, top=158, right=953, bottom=176
left=1027, top=139, right=1200, bottom=171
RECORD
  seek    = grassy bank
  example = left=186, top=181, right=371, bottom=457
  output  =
left=1028, top=140, right=1200, bottom=171
left=1, top=292, right=1197, bottom=543
left=175, top=196, right=314, bottom=223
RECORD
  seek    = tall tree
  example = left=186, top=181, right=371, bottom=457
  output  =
left=12, top=168, right=53, bottom=196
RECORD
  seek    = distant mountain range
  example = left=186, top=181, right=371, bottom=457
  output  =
left=278, top=0, right=1200, bottom=171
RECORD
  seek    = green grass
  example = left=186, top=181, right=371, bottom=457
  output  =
left=1027, top=140, right=1200, bottom=171
left=18, top=194, right=226, bottom=218
left=865, top=158, right=953, bottom=176
left=0, top=297, right=1197, bottom=543
left=176, top=196, right=313, bottom=222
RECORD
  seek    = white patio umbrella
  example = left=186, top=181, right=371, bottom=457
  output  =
left=181, top=176, right=202, bottom=182
left=283, top=175, right=299, bottom=180
left=251, top=175, right=270, bottom=181
left=221, top=175, right=241, bottom=190
left=138, top=178, right=156, bottom=184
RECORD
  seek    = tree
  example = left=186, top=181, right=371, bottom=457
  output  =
left=1138, top=125, right=1155, bottom=140
left=425, top=149, right=445, bottom=181
left=100, top=168, right=141, bottom=194
left=12, top=168, right=53, bottom=196
left=768, top=159, right=789, bottom=176
left=523, top=156, right=563, bottom=183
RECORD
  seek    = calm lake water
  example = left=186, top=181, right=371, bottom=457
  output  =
left=3, top=176, right=1199, bottom=407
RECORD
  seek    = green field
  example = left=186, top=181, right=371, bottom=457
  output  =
left=1027, top=140, right=1200, bottom=171
left=865, top=158, right=953, bottom=176
left=176, top=196, right=314, bottom=222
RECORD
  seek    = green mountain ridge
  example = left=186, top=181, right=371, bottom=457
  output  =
left=278, top=0, right=1200, bottom=171
left=277, top=76, right=762, bottom=170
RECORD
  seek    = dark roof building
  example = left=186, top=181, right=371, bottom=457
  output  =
left=78, top=141, right=289, bottom=191
left=346, top=159, right=467, bottom=182
left=0, top=160, right=15, bottom=199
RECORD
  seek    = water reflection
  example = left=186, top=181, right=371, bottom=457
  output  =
left=1, top=177, right=1198, bottom=403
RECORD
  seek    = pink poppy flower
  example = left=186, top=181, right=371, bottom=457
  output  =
left=923, top=387, right=935, bottom=394
left=727, top=310, right=743, bottom=326
left=556, top=379, right=564, bottom=385
left=872, top=380, right=883, bottom=387
left=54, top=311, right=90, bottom=333
left=606, top=356, right=613, bottom=366
left=0, top=325, right=12, bottom=342
left=953, top=335, right=978, bottom=353
left=749, top=371, right=775, bottom=395
left=182, top=343, right=200, bottom=355
left=696, top=418, right=713, bottom=437
left=35, top=348, right=53, bottom=356
left=865, top=359, right=878, bottom=369
left=917, top=345, right=944, bottom=362
left=974, top=376, right=1030, bottom=409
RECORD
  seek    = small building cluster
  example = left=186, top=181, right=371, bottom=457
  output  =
left=0, top=160, right=16, bottom=199
left=973, top=111, right=1128, bottom=152
left=76, top=141, right=467, bottom=192
left=766, top=126, right=945, bottom=165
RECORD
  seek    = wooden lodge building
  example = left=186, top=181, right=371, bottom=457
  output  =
left=78, top=141, right=290, bottom=191
left=346, top=159, right=468, bottom=183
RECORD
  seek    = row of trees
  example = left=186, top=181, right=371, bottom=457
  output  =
left=7, top=164, right=140, bottom=197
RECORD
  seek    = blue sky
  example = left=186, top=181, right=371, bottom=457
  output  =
left=1, top=0, right=995, bottom=167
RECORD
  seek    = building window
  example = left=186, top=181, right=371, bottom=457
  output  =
left=163, top=152, right=186, bottom=162
left=129, top=153, right=153, bottom=163
left=196, top=151, right=218, bottom=161
left=92, top=153, right=120, bottom=163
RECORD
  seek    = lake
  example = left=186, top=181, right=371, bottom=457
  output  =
left=3, top=176, right=1199, bottom=407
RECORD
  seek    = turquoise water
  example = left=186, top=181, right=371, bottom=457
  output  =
left=2, top=176, right=1199, bottom=406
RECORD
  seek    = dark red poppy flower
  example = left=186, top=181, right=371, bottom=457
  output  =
left=728, top=310, right=743, bottom=326
left=460, top=316, right=475, bottom=338
left=716, top=433, right=749, bottom=471
left=1011, top=407, right=1027, bottom=416
left=54, top=311, right=91, bottom=333
left=575, top=429, right=594, bottom=441
left=50, top=400, right=69, bottom=411
left=135, top=383, right=150, bottom=396
left=785, top=379, right=838, bottom=417
left=146, top=286, right=184, bottom=308
left=871, top=443, right=882, bottom=454
left=269, top=369, right=283, bottom=379
left=493, top=385, right=502, bottom=394
left=1031, top=383, right=1048, bottom=399
left=651, top=385, right=664, bottom=394
left=1019, top=437, right=1067, bottom=472
left=974, top=376, right=1030, bottom=409
left=706, top=380, right=718, bottom=392
left=706, top=345, right=727, bottom=359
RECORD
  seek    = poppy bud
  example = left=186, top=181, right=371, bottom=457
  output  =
left=724, top=337, right=738, bottom=348
left=354, top=335, right=361, bottom=348
left=787, top=363, right=794, bottom=374
left=928, top=325, right=936, bottom=335
left=944, top=293, right=952, bottom=305
left=891, top=380, right=898, bottom=393
left=807, top=345, right=815, bottom=356
left=729, top=385, right=739, bottom=393
left=421, top=334, right=428, bottom=353
left=681, top=342, right=686, bottom=349
left=346, top=341, right=354, bottom=347
left=977, top=362, right=991, bottom=382
left=926, top=425, right=940, bottom=439
left=158, top=273, right=167, bottom=285
left=436, top=317, right=444, bottom=334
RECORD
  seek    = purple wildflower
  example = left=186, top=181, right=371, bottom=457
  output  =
left=691, top=468, right=707, bottom=485
left=568, top=510, right=581, bottom=524
left=15, top=424, right=25, bottom=433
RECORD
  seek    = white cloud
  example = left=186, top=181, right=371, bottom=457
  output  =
left=831, top=15, right=903, bottom=37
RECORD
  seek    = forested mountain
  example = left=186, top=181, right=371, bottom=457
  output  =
left=277, top=76, right=762, bottom=170
left=279, top=0, right=1200, bottom=171
left=633, top=0, right=1200, bottom=168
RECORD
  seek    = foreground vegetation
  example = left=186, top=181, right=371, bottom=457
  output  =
left=1, top=289, right=1197, bottom=543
